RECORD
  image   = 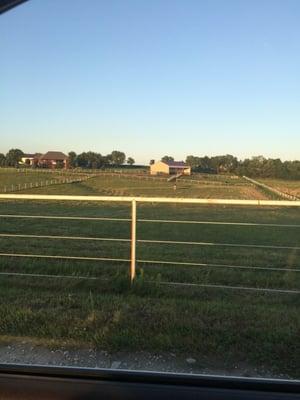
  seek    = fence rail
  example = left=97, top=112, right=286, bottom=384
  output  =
left=243, top=176, right=300, bottom=201
left=1, top=194, right=300, bottom=205
left=0, top=194, right=299, bottom=294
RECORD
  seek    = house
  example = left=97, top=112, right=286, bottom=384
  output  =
left=150, top=160, right=191, bottom=175
left=38, top=151, right=69, bottom=169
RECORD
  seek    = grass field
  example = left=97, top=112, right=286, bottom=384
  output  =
left=0, top=169, right=299, bottom=377
left=2, top=170, right=271, bottom=199
left=0, top=168, right=85, bottom=192
left=0, top=199, right=299, bottom=377
left=259, top=178, right=300, bottom=198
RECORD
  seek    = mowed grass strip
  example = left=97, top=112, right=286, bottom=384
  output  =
left=0, top=275, right=299, bottom=377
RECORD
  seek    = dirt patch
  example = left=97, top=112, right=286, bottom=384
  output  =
left=240, top=186, right=270, bottom=200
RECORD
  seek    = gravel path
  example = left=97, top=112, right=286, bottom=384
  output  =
left=0, top=341, right=289, bottom=379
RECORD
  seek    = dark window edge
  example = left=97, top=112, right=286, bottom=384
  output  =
left=0, top=364, right=299, bottom=394
left=0, top=0, right=28, bottom=15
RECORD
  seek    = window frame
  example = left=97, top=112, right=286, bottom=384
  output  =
left=0, top=364, right=300, bottom=399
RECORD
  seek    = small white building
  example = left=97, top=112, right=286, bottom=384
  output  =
left=20, top=154, right=36, bottom=166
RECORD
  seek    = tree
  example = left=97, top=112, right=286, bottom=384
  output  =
left=186, top=153, right=300, bottom=179
left=68, top=151, right=77, bottom=168
left=0, top=153, right=6, bottom=167
left=284, top=160, right=300, bottom=180
left=76, top=152, right=106, bottom=169
left=185, top=155, right=216, bottom=173
left=262, top=158, right=282, bottom=178
left=110, top=150, right=126, bottom=165
left=127, top=157, right=135, bottom=166
left=104, top=153, right=113, bottom=165
left=5, top=149, right=23, bottom=167
left=186, top=155, right=201, bottom=169
left=161, top=155, right=174, bottom=163
left=210, top=154, right=238, bottom=173
left=234, top=156, right=300, bottom=179
left=76, top=152, right=89, bottom=168
left=149, top=159, right=155, bottom=165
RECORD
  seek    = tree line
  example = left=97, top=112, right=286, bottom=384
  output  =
left=157, top=154, right=300, bottom=180
left=0, top=149, right=24, bottom=167
left=183, top=154, right=300, bottom=180
left=0, top=149, right=135, bottom=169
left=1, top=149, right=299, bottom=179
left=68, top=151, right=135, bottom=169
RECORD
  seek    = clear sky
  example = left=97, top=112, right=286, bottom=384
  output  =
left=1, top=0, right=300, bottom=164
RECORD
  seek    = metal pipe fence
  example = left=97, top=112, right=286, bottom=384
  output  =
left=0, top=194, right=299, bottom=294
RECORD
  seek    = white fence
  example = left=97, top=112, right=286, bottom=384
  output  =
left=0, top=194, right=299, bottom=294
left=1, top=175, right=94, bottom=193
left=243, top=176, right=299, bottom=201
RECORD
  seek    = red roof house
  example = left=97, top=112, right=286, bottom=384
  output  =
left=38, top=151, right=69, bottom=169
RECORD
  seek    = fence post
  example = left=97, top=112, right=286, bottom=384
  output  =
left=130, top=199, right=137, bottom=283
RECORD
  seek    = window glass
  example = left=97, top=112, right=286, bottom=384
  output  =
left=0, top=0, right=299, bottom=380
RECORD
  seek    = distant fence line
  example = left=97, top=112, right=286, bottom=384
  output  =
left=243, top=176, right=299, bottom=201
left=14, top=167, right=148, bottom=175
left=2, top=169, right=239, bottom=193
left=10, top=167, right=244, bottom=184
left=13, top=167, right=241, bottom=181
left=3, top=169, right=298, bottom=194
left=68, top=171, right=244, bottom=186
left=16, top=168, right=98, bottom=176
left=1, top=174, right=95, bottom=193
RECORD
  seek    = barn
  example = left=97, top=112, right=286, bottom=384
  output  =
left=150, top=160, right=191, bottom=175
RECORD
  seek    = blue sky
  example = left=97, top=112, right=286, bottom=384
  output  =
left=1, top=0, right=300, bottom=163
